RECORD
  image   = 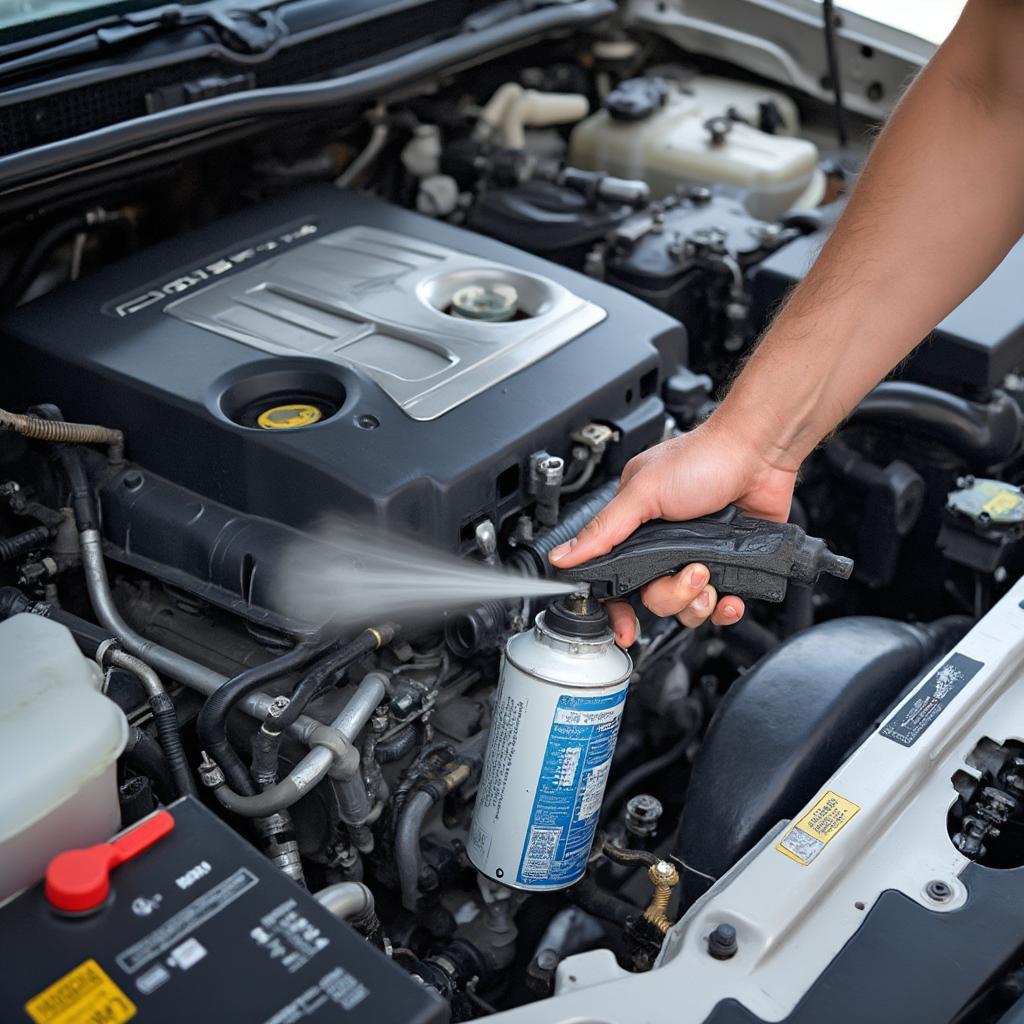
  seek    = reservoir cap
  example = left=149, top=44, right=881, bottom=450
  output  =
left=45, top=810, right=175, bottom=913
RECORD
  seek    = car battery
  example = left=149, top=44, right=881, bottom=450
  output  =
left=0, top=797, right=446, bottom=1024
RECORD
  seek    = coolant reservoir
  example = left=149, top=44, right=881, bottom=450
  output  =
left=569, top=75, right=823, bottom=220
left=0, top=613, right=127, bottom=902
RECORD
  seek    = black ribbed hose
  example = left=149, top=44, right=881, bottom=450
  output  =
left=375, top=724, right=418, bottom=763
left=148, top=690, right=195, bottom=798
left=124, top=725, right=175, bottom=803
left=0, top=525, right=51, bottom=562
left=512, top=479, right=619, bottom=578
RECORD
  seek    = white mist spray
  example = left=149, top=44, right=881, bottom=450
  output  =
left=274, top=517, right=574, bottom=631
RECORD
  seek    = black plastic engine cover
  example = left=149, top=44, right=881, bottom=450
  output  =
left=1, top=186, right=682, bottom=550
left=749, top=213, right=1024, bottom=391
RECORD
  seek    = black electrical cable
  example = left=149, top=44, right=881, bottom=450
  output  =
left=822, top=0, right=849, bottom=148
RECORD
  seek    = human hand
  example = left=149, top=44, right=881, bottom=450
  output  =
left=549, top=415, right=798, bottom=646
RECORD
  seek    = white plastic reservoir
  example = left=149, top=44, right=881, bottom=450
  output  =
left=569, top=75, right=824, bottom=221
left=0, top=613, right=127, bottom=902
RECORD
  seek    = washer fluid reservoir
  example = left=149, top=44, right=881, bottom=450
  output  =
left=0, top=613, right=127, bottom=902
left=569, top=76, right=823, bottom=220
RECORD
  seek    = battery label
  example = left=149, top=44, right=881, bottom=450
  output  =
left=25, top=959, right=136, bottom=1024
left=517, top=688, right=627, bottom=887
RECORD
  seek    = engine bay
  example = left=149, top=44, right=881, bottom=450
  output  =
left=2, top=2, right=1024, bottom=1021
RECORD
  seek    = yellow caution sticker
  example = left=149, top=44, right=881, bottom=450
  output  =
left=256, top=403, right=322, bottom=430
left=981, top=488, right=1024, bottom=518
left=776, top=790, right=860, bottom=866
left=25, top=959, right=136, bottom=1024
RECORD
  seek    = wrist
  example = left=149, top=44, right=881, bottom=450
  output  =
left=711, top=380, right=819, bottom=474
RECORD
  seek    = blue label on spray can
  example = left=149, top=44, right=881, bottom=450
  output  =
left=516, top=688, right=627, bottom=887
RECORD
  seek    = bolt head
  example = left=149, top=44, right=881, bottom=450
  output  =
left=925, top=879, right=953, bottom=903
left=708, top=922, right=738, bottom=959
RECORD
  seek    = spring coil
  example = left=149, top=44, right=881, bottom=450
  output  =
left=0, top=407, right=123, bottom=463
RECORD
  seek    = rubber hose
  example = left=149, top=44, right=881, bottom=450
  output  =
left=149, top=692, right=195, bottom=798
left=124, top=725, right=175, bottom=803
left=851, top=383, right=1023, bottom=466
left=395, top=787, right=439, bottom=911
left=273, top=628, right=385, bottom=733
left=251, top=627, right=391, bottom=791
left=0, top=215, right=86, bottom=306
left=0, top=525, right=50, bottom=562
left=197, top=642, right=322, bottom=797
left=512, top=479, right=619, bottom=578
left=567, top=877, right=636, bottom=929
left=30, top=405, right=101, bottom=529
left=375, top=725, right=418, bottom=763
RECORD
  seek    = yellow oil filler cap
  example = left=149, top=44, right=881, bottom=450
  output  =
left=256, top=403, right=322, bottom=430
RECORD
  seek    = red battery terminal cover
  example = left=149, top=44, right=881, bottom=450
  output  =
left=45, top=809, right=175, bottom=912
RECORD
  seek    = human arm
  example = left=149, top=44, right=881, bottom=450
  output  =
left=551, top=0, right=1024, bottom=645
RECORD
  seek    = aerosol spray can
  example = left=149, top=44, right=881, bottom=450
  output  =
left=468, top=589, right=632, bottom=890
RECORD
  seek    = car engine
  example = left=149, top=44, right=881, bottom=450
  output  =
left=2, top=3, right=1024, bottom=1022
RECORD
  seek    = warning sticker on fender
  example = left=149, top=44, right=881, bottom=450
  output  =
left=880, top=653, right=984, bottom=747
left=776, top=791, right=860, bottom=865
left=25, top=959, right=136, bottom=1024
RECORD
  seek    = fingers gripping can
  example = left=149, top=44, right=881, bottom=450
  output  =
left=468, top=593, right=632, bottom=890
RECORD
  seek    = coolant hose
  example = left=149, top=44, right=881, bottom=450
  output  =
left=567, top=877, right=637, bottom=929
left=396, top=764, right=472, bottom=911
left=396, top=789, right=437, bottom=911
left=851, top=383, right=1023, bottom=466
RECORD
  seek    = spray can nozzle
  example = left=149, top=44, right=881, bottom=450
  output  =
left=544, top=586, right=610, bottom=639
left=559, top=505, right=853, bottom=603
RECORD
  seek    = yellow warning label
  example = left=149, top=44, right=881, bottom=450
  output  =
left=981, top=488, right=1023, bottom=518
left=25, top=959, right=136, bottom=1024
left=776, top=790, right=860, bottom=865
left=256, top=403, right=322, bottom=430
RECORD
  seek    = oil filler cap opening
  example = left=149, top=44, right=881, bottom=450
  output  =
left=256, top=403, right=324, bottom=430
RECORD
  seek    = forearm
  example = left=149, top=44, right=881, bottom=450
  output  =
left=720, top=0, right=1024, bottom=470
